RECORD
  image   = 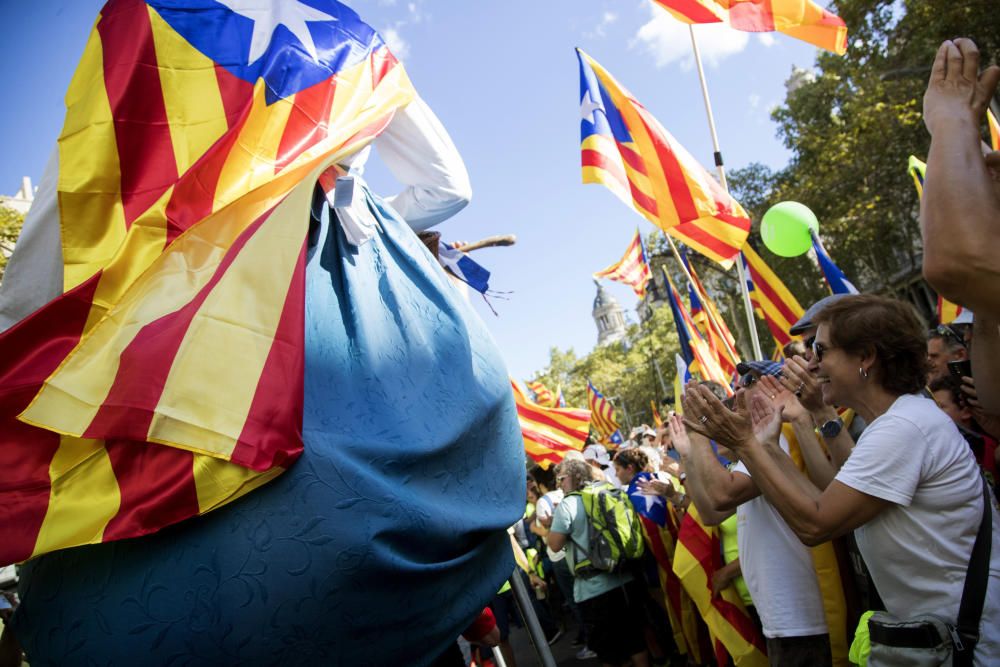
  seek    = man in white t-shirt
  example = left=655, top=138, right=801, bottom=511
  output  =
left=676, top=384, right=832, bottom=666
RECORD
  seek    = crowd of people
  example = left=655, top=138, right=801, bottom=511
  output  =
left=480, top=38, right=1000, bottom=667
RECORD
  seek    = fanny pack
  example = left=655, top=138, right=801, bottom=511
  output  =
left=867, top=478, right=993, bottom=667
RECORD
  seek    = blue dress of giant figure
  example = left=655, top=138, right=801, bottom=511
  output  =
left=10, top=148, right=525, bottom=665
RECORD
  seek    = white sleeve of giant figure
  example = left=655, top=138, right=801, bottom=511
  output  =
left=376, top=96, right=472, bottom=232
left=0, top=148, right=64, bottom=332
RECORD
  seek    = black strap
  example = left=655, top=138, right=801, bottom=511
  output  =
left=953, top=477, right=994, bottom=666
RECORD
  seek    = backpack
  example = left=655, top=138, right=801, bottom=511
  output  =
left=567, top=481, right=645, bottom=578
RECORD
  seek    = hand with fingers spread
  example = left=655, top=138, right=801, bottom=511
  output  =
left=681, top=382, right=753, bottom=451
left=923, top=38, right=1000, bottom=136
left=778, top=356, right=824, bottom=413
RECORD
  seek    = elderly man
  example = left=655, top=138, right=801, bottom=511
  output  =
left=927, top=324, right=969, bottom=383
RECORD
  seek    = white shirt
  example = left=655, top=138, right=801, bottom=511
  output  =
left=835, top=393, right=1000, bottom=665
left=734, top=434, right=829, bottom=638
left=535, top=489, right=565, bottom=562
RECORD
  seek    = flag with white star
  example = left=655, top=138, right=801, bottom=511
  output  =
left=627, top=472, right=668, bottom=527
left=0, top=0, right=415, bottom=564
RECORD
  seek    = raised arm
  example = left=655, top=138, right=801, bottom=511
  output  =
left=921, top=38, right=1000, bottom=315
left=668, top=414, right=754, bottom=526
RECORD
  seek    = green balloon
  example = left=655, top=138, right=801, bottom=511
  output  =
left=760, top=201, right=819, bottom=257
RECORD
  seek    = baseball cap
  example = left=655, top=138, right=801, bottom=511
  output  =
left=582, top=444, right=611, bottom=467
left=788, top=294, right=848, bottom=336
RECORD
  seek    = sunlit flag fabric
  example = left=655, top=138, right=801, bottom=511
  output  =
left=740, top=244, right=805, bottom=348
left=577, top=49, right=751, bottom=268
left=810, top=231, right=858, bottom=295
left=588, top=380, right=624, bottom=444
left=674, top=353, right=692, bottom=415
left=0, top=0, right=415, bottom=567
left=438, top=242, right=491, bottom=294
left=3, top=1, right=525, bottom=663
left=527, top=380, right=559, bottom=408
left=651, top=0, right=848, bottom=55
left=908, top=156, right=964, bottom=323
left=593, top=229, right=653, bottom=298
left=514, top=380, right=591, bottom=468
left=673, top=506, right=769, bottom=666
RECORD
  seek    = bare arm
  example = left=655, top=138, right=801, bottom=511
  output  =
left=668, top=414, right=755, bottom=525
left=922, top=39, right=1000, bottom=314
left=788, top=414, right=838, bottom=489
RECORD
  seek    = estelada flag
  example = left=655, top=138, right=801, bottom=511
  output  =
left=512, top=380, right=590, bottom=468
left=741, top=244, right=805, bottom=348
left=652, top=0, right=848, bottom=55
left=0, top=0, right=414, bottom=565
left=527, top=380, right=559, bottom=408
left=577, top=49, right=751, bottom=268
left=593, top=229, right=653, bottom=298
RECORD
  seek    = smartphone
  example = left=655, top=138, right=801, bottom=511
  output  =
left=948, top=359, right=972, bottom=380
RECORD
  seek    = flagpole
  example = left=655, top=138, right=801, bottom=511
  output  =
left=687, top=25, right=764, bottom=360
left=663, top=236, right=741, bottom=364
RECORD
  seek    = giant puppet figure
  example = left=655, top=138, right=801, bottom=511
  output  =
left=0, top=1, right=524, bottom=663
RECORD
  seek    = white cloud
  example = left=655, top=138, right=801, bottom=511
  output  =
left=382, top=27, right=409, bottom=60
left=632, top=3, right=749, bottom=69
left=584, top=10, right=620, bottom=39
left=757, top=33, right=776, bottom=47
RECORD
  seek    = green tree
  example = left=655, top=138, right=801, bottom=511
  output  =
left=0, top=206, right=25, bottom=283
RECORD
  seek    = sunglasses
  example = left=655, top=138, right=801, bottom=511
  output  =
left=933, top=324, right=966, bottom=349
left=812, top=340, right=836, bottom=362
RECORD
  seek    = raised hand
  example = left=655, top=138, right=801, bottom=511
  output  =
left=750, top=391, right=783, bottom=447
left=924, top=38, right=1000, bottom=136
left=758, top=375, right=807, bottom=423
left=682, top=382, right=753, bottom=451
left=667, top=413, right=692, bottom=458
left=636, top=476, right=676, bottom=499
left=778, top=356, right=825, bottom=412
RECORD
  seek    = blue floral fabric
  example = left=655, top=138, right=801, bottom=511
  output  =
left=11, top=188, right=525, bottom=665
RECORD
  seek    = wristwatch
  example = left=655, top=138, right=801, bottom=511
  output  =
left=819, top=417, right=844, bottom=438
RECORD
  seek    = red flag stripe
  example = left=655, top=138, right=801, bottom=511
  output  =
left=657, top=0, right=725, bottom=22
left=582, top=150, right=629, bottom=186
left=637, top=107, right=700, bottom=223
left=83, top=201, right=284, bottom=457
left=619, top=142, right=650, bottom=176
left=101, top=441, right=200, bottom=541
left=0, top=275, right=102, bottom=565
left=520, top=428, right=580, bottom=453
left=516, top=405, right=590, bottom=440
left=231, top=242, right=307, bottom=470
left=275, top=77, right=337, bottom=173
left=746, top=262, right=800, bottom=325
left=164, top=67, right=254, bottom=241
left=98, top=0, right=179, bottom=227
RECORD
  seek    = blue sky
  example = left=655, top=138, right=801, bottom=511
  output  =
left=0, top=1, right=829, bottom=386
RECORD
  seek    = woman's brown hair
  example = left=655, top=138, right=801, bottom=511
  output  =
left=812, top=294, right=927, bottom=395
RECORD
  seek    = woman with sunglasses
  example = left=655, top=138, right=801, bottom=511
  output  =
left=683, top=294, right=1000, bottom=664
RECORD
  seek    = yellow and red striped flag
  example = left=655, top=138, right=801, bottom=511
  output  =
left=512, top=380, right=590, bottom=468
left=673, top=506, right=769, bottom=666
left=527, top=380, right=559, bottom=408
left=664, top=268, right=734, bottom=391
left=593, top=229, right=653, bottom=298
left=0, top=0, right=414, bottom=565
left=588, top=380, right=623, bottom=444
left=683, top=250, right=740, bottom=378
left=652, top=0, right=848, bottom=55
left=740, top=244, right=805, bottom=348
left=907, top=156, right=965, bottom=324
left=651, top=400, right=664, bottom=428
left=577, top=49, right=751, bottom=268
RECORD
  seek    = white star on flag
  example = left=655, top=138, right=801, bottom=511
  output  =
left=580, top=90, right=603, bottom=124
left=216, top=0, right=337, bottom=64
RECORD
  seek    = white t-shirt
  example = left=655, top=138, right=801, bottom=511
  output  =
left=535, top=490, right=565, bottom=562
left=835, top=393, right=1000, bottom=665
left=734, top=435, right=829, bottom=638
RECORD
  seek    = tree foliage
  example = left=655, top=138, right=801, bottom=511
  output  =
left=0, top=206, right=25, bottom=283
left=532, top=0, right=1000, bottom=426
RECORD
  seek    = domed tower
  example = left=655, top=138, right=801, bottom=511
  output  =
left=593, top=280, right=627, bottom=346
